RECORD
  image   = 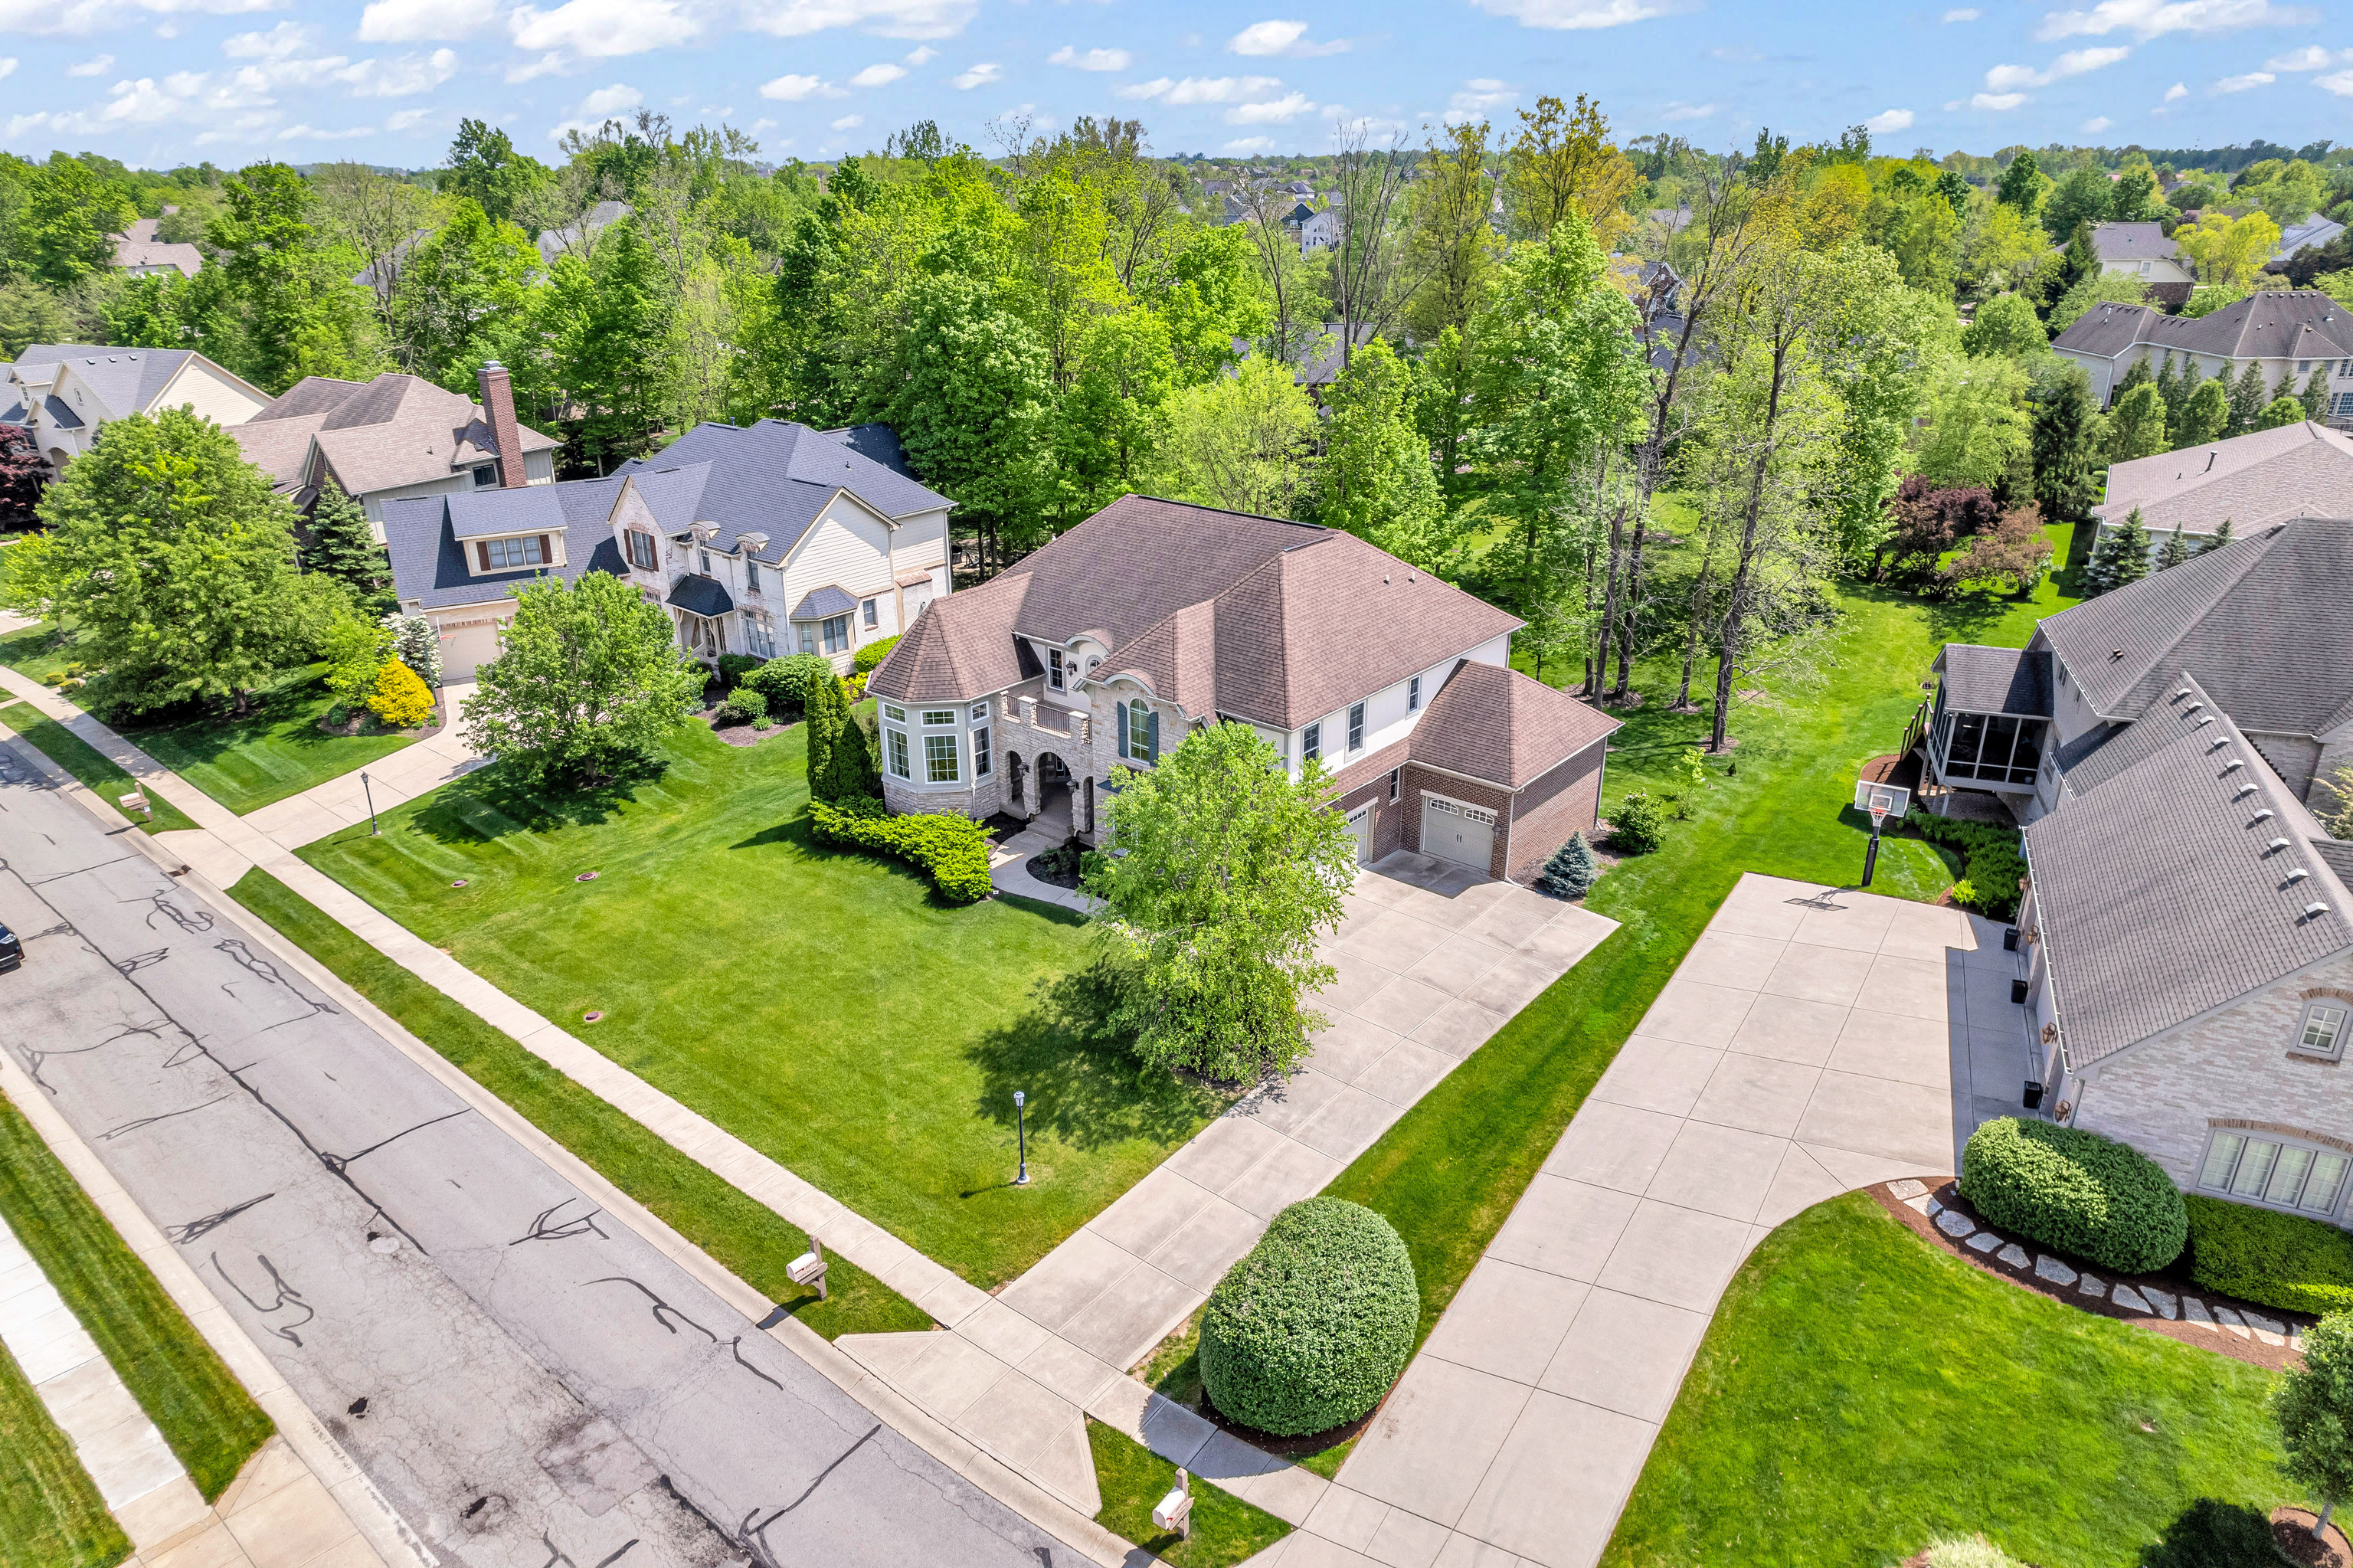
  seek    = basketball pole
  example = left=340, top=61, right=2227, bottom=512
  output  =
left=1862, top=827, right=1880, bottom=887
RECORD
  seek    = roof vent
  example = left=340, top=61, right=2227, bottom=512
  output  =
left=2175, top=686, right=2191, bottom=698
left=2253, top=808, right=2277, bottom=822
left=2196, top=715, right=2216, bottom=726
left=2110, top=648, right=2126, bottom=660
left=2289, top=867, right=2312, bottom=883
left=2307, top=902, right=2332, bottom=919
left=2221, top=758, right=2244, bottom=772
left=2270, top=836, right=2292, bottom=851
left=2235, top=782, right=2260, bottom=800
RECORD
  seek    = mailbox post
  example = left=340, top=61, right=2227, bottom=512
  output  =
left=1152, top=1469, right=1193, bottom=1540
left=786, top=1237, right=829, bottom=1301
left=118, top=790, right=152, bottom=822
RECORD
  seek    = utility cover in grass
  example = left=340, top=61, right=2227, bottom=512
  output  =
left=1199, top=1196, right=1416, bottom=1437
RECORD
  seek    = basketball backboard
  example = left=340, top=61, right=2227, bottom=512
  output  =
left=1854, top=779, right=1910, bottom=830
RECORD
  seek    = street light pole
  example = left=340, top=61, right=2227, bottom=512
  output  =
left=1013, top=1091, right=1029, bottom=1186
left=361, top=771, right=381, bottom=836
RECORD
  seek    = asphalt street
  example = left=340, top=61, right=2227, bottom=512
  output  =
left=0, top=743, right=1075, bottom=1568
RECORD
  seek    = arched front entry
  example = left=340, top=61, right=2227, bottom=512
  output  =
left=1034, top=751, right=1073, bottom=836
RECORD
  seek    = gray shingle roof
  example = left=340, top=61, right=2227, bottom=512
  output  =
left=56, top=349, right=194, bottom=415
left=2037, top=518, right=2353, bottom=736
left=2052, top=290, right=2353, bottom=363
left=2094, top=421, right=2353, bottom=536
left=667, top=574, right=734, bottom=617
left=42, top=395, right=82, bottom=429
left=1935, top=645, right=2051, bottom=716
left=789, top=585, right=857, bottom=621
left=608, top=420, right=951, bottom=563
left=380, top=492, right=625, bottom=611
left=2027, top=673, right=2353, bottom=1069
left=1411, top=660, right=1620, bottom=790
left=2090, top=221, right=2178, bottom=264
left=234, top=372, right=559, bottom=500
left=447, top=486, right=569, bottom=539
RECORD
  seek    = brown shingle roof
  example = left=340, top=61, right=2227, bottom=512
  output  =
left=232, top=373, right=560, bottom=500
left=1411, top=660, right=1620, bottom=789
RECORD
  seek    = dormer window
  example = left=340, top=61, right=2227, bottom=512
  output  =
left=473, top=463, right=499, bottom=488
left=625, top=531, right=657, bottom=571
left=745, top=559, right=761, bottom=593
left=1049, top=648, right=1065, bottom=692
left=479, top=535, right=547, bottom=570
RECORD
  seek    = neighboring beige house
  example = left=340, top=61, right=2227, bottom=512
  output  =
left=109, top=215, right=203, bottom=280
left=231, top=365, right=560, bottom=542
left=868, top=495, right=1621, bottom=882
left=2090, top=420, right=2353, bottom=547
left=2, top=344, right=270, bottom=473
left=2051, top=288, right=2353, bottom=409
left=380, top=418, right=951, bottom=681
left=2089, top=221, right=2194, bottom=308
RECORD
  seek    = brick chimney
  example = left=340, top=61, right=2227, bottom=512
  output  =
left=476, top=361, right=527, bottom=489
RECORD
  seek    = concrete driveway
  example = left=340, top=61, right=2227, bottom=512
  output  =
left=1264, top=872, right=2030, bottom=1568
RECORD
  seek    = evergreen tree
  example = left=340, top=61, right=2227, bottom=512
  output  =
left=0, top=425, right=44, bottom=531
left=2227, top=360, right=2270, bottom=435
left=1996, top=149, right=2042, bottom=213
left=1536, top=831, right=1597, bottom=899
left=387, top=613, right=442, bottom=688
left=2201, top=517, right=2235, bottom=555
left=303, top=479, right=396, bottom=617
left=2177, top=378, right=2230, bottom=447
left=2107, top=384, right=2168, bottom=461
left=818, top=677, right=880, bottom=800
left=803, top=673, right=842, bottom=800
left=2152, top=352, right=2181, bottom=437
left=2156, top=523, right=2192, bottom=570
left=2302, top=366, right=2332, bottom=422
left=2030, top=366, right=2103, bottom=525
left=2112, top=355, right=2155, bottom=401
left=2083, top=506, right=2152, bottom=597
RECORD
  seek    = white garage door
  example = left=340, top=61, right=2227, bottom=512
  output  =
left=1421, top=794, right=1496, bottom=873
left=437, top=620, right=504, bottom=681
left=1344, top=802, right=1373, bottom=866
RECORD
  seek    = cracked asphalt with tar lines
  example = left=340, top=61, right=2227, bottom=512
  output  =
left=0, top=745, right=1075, bottom=1568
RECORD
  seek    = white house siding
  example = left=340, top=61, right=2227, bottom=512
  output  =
left=153, top=360, right=269, bottom=430
left=780, top=496, right=933, bottom=668
left=2067, top=953, right=2353, bottom=1213
left=1284, top=632, right=1510, bottom=774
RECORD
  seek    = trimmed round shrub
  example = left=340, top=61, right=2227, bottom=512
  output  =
left=853, top=633, right=902, bottom=674
left=1609, top=791, right=1665, bottom=854
left=742, top=653, right=833, bottom=713
left=1199, top=1197, right=1416, bottom=1437
left=1960, top=1118, right=2186, bottom=1275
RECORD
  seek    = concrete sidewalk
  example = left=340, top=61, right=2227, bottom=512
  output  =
left=1253, top=872, right=2029, bottom=1568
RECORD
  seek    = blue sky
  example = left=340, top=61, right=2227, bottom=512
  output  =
left=1, top=0, right=2348, bottom=171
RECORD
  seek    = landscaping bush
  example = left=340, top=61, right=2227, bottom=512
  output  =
left=716, top=686, right=767, bottom=728
left=853, top=634, right=901, bottom=674
left=1960, top=1118, right=2187, bottom=1275
left=1198, top=1197, right=1417, bottom=1437
left=807, top=794, right=993, bottom=903
left=2186, top=1193, right=2353, bottom=1316
left=744, top=653, right=833, bottom=713
left=1903, top=807, right=2026, bottom=920
left=1536, top=831, right=1596, bottom=899
left=715, top=653, right=764, bottom=690
left=366, top=660, right=435, bottom=729
left=1609, top=791, right=1665, bottom=854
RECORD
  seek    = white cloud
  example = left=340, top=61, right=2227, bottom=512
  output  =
left=1864, top=106, right=1915, bottom=131
left=358, top=0, right=486, bottom=41
left=223, top=21, right=307, bottom=57
left=850, top=61, right=906, bottom=85
left=1227, top=18, right=1349, bottom=54
left=510, top=0, right=698, bottom=57
left=1221, top=135, right=1275, bottom=153
left=2037, top=0, right=2315, bottom=41
left=1226, top=90, right=1313, bottom=122
left=385, top=106, right=437, bottom=129
left=1048, top=44, right=1130, bottom=69
left=831, top=112, right=862, bottom=129
left=0, top=0, right=272, bottom=41
left=345, top=47, right=457, bottom=95
left=1985, top=44, right=2129, bottom=88
left=2318, top=67, right=2353, bottom=92
left=1661, top=100, right=1715, bottom=120
left=67, top=52, right=115, bottom=74
left=2215, top=68, right=2275, bottom=87
left=576, top=80, right=641, bottom=113
left=506, top=52, right=567, bottom=81
left=951, top=61, right=1000, bottom=88
left=1942, top=6, right=1980, bottom=18
left=760, top=73, right=840, bottom=99
left=0, top=58, right=16, bottom=79
left=2081, top=113, right=2114, bottom=129
left=2165, top=78, right=2189, bottom=96
left=1450, top=77, right=1514, bottom=110
left=1972, top=90, right=2030, bottom=108
left=1467, top=0, right=1671, bottom=28
left=2263, top=43, right=2339, bottom=67
left=904, top=44, right=936, bottom=64
left=1118, top=74, right=1284, bottom=103
left=738, top=0, right=977, bottom=41
left=277, top=122, right=374, bottom=139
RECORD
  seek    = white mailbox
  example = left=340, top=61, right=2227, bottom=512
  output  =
left=1151, top=1470, right=1193, bottom=1537
left=786, top=1239, right=829, bottom=1301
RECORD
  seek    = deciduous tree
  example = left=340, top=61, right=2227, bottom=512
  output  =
left=2274, top=1311, right=2353, bottom=1540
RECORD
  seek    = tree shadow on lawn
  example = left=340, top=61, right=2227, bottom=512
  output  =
left=407, top=751, right=671, bottom=845
left=2136, top=1498, right=2287, bottom=1567
left=124, top=666, right=347, bottom=762
left=959, top=957, right=1230, bottom=1173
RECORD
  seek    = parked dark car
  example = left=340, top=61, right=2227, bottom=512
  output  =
left=0, top=921, right=20, bottom=973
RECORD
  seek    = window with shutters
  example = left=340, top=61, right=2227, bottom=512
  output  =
left=1128, top=702, right=1151, bottom=761
left=2198, top=1128, right=2351, bottom=1219
left=480, top=535, right=545, bottom=570
left=625, top=531, right=657, bottom=571
left=925, top=733, right=960, bottom=783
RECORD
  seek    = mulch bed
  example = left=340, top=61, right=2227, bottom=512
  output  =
left=1860, top=751, right=1924, bottom=795
left=1188, top=1383, right=1387, bottom=1460
left=1023, top=846, right=1084, bottom=889
left=699, top=709, right=796, bottom=748
left=1870, top=1179, right=2312, bottom=1372
left=316, top=709, right=442, bottom=739
left=2273, top=1509, right=2351, bottom=1568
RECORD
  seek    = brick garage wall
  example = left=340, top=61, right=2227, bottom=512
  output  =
left=1401, top=765, right=1514, bottom=879
left=2074, top=952, right=2353, bottom=1200
left=1503, top=741, right=1608, bottom=885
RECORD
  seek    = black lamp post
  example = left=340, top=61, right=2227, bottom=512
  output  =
left=361, top=771, right=381, bottom=836
left=1013, top=1090, right=1030, bottom=1187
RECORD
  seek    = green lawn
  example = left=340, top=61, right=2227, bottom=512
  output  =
left=0, top=703, right=201, bottom=834
left=1308, top=531, right=2078, bottom=1475
left=0, top=1092, right=273, bottom=1502
left=0, top=1337, right=129, bottom=1568
left=224, top=867, right=931, bottom=1340
left=1088, top=1419, right=1292, bottom=1568
left=1600, top=1194, right=2289, bottom=1567
left=0, top=620, right=92, bottom=686
left=294, top=720, right=1222, bottom=1289
left=125, top=665, right=424, bottom=816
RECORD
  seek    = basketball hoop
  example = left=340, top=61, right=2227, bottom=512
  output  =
left=1852, top=778, right=1910, bottom=889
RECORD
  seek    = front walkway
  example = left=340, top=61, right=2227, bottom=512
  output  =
left=1256, top=873, right=2027, bottom=1568
left=834, top=852, right=1619, bottom=1521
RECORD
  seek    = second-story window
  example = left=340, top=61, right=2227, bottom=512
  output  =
left=745, top=559, right=761, bottom=593
left=1302, top=722, right=1321, bottom=763
left=863, top=597, right=879, bottom=628
left=480, top=535, right=545, bottom=570
left=699, top=549, right=713, bottom=574
left=1409, top=675, right=1422, bottom=712
left=1049, top=648, right=1065, bottom=691
left=1348, top=702, right=1365, bottom=752
left=625, top=531, right=657, bottom=571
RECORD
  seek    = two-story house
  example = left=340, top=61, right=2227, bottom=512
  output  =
left=867, top=495, right=1621, bottom=882
left=2087, top=418, right=2353, bottom=553
left=2088, top=221, right=2196, bottom=309
left=232, top=364, right=561, bottom=541
left=3, top=344, right=270, bottom=473
left=2051, top=288, right=2353, bottom=414
left=379, top=417, right=952, bottom=682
